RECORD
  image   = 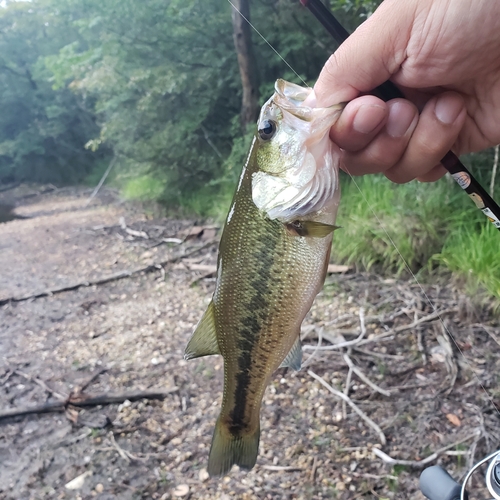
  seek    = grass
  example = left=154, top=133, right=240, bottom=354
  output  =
left=333, top=171, right=499, bottom=303
left=436, top=213, right=500, bottom=302
left=332, top=173, right=461, bottom=275
left=122, top=175, right=166, bottom=201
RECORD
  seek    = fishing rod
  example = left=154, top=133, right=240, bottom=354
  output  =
left=300, top=0, right=500, bottom=231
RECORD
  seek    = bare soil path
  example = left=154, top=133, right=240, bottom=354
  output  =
left=0, top=186, right=499, bottom=499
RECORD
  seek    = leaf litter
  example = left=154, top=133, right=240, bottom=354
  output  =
left=0, top=185, right=498, bottom=499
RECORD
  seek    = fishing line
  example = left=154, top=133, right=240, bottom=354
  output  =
left=226, top=0, right=309, bottom=87
left=227, top=1, right=500, bottom=421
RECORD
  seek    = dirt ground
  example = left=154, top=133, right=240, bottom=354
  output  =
left=1, top=186, right=499, bottom=500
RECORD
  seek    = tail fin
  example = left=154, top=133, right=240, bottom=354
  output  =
left=207, top=418, right=260, bottom=476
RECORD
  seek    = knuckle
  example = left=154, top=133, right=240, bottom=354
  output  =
left=384, top=167, right=414, bottom=184
left=363, top=142, right=403, bottom=171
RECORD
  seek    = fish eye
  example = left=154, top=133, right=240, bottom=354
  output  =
left=258, top=120, right=277, bottom=141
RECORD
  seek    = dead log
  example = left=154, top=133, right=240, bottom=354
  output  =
left=0, top=240, right=216, bottom=306
left=0, top=388, right=178, bottom=423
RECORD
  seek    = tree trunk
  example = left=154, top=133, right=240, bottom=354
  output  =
left=231, top=0, right=259, bottom=130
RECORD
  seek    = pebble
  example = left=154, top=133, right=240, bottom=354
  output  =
left=173, top=484, right=189, bottom=497
left=199, top=468, right=209, bottom=482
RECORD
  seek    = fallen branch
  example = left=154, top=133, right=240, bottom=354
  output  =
left=372, top=431, right=479, bottom=468
left=303, top=308, right=457, bottom=351
left=308, top=369, right=386, bottom=445
left=85, top=156, right=117, bottom=207
left=0, top=240, right=216, bottom=306
left=0, top=388, right=178, bottom=422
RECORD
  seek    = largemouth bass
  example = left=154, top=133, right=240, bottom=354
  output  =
left=184, top=79, right=343, bottom=476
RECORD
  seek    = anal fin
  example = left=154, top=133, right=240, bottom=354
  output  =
left=279, top=336, right=302, bottom=371
left=184, top=301, right=220, bottom=360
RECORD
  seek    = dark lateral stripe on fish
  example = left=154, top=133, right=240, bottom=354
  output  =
left=228, top=221, right=280, bottom=434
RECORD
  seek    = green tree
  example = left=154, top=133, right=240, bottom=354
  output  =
left=0, top=0, right=102, bottom=185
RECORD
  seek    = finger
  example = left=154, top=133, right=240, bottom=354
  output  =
left=384, top=92, right=466, bottom=183
left=330, top=95, right=388, bottom=152
left=313, top=0, right=412, bottom=106
left=416, top=164, right=447, bottom=182
left=339, top=99, right=419, bottom=176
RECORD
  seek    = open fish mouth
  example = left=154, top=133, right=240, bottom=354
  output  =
left=252, top=79, right=344, bottom=222
left=273, top=79, right=343, bottom=128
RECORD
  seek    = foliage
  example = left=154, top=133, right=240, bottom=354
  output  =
left=122, top=175, right=166, bottom=201
left=0, top=0, right=497, bottom=300
left=0, top=0, right=380, bottom=191
left=0, top=1, right=103, bottom=184
left=45, top=0, right=242, bottom=204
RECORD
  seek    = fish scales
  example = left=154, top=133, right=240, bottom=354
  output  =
left=184, top=79, right=343, bottom=476
left=216, top=143, right=330, bottom=433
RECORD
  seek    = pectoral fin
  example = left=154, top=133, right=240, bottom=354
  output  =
left=279, top=336, right=302, bottom=371
left=184, top=301, right=220, bottom=360
left=286, top=220, right=340, bottom=238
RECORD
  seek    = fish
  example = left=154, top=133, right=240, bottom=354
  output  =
left=184, top=79, right=344, bottom=476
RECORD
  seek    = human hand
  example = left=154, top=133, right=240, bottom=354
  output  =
left=314, top=0, right=500, bottom=183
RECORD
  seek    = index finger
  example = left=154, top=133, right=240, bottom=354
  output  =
left=313, top=0, right=413, bottom=106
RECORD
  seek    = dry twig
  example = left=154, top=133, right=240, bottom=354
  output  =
left=109, top=432, right=143, bottom=462
left=308, top=369, right=386, bottom=445
left=14, top=370, right=67, bottom=401
left=310, top=456, right=318, bottom=482
left=0, top=240, right=216, bottom=306
left=260, top=465, right=304, bottom=472
left=342, top=362, right=353, bottom=420
left=305, top=308, right=457, bottom=352
left=343, top=354, right=391, bottom=397
left=303, top=307, right=367, bottom=352
left=372, top=431, right=479, bottom=468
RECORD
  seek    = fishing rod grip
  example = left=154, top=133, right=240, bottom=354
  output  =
left=419, top=466, right=466, bottom=500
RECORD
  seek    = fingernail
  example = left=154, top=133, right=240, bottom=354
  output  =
left=386, top=101, right=417, bottom=138
left=434, top=93, right=464, bottom=125
left=352, top=104, right=386, bottom=134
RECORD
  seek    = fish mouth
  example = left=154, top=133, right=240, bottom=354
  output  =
left=273, top=79, right=344, bottom=124
left=275, top=79, right=311, bottom=106
left=253, top=79, right=344, bottom=222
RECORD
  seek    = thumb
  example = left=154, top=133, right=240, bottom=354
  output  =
left=314, top=0, right=414, bottom=107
